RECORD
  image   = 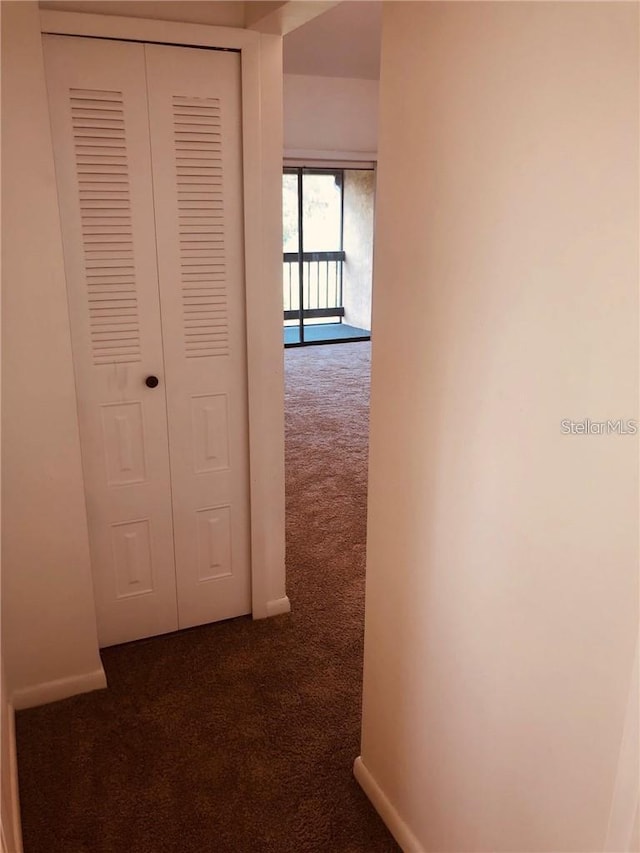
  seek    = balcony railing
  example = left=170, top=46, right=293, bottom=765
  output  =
left=283, top=250, right=346, bottom=321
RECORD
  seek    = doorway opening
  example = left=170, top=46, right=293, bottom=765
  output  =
left=282, top=166, right=375, bottom=347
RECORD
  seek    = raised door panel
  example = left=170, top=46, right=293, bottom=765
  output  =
left=145, top=44, right=251, bottom=628
left=43, top=35, right=179, bottom=646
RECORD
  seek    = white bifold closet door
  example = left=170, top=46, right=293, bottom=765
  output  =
left=43, top=35, right=251, bottom=648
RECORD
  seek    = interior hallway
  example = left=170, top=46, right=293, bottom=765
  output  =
left=15, top=342, right=397, bottom=853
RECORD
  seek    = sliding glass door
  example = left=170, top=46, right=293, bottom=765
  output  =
left=282, top=167, right=373, bottom=346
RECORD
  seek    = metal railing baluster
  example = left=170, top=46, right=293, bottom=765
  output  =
left=282, top=251, right=346, bottom=322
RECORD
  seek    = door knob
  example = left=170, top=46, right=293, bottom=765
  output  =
left=145, top=375, right=159, bottom=388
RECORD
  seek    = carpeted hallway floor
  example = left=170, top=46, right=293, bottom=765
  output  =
left=15, top=341, right=399, bottom=853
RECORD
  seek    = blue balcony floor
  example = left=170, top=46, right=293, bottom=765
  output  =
left=284, top=323, right=370, bottom=346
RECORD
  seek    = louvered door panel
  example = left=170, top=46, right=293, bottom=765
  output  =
left=43, top=36, right=179, bottom=646
left=173, top=95, right=230, bottom=358
left=145, top=44, right=251, bottom=628
left=70, top=88, right=141, bottom=365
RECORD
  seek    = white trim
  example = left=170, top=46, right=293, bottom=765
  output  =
left=4, top=703, right=23, bottom=853
left=11, top=668, right=107, bottom=711
left=240, top=32, right=274, bottom=622
left=39, top=10, right=259, bottom=50
left=353, top=756, right=424, bottom=853
left=284, top=148, right=377, bottom=165
left=284, top=158, right=376, bottom=171
left=604, top=636, right=639, bottom=852
left=265, top=596, right=291, bottom=618
left=8, top=705, right=22, bottom=853
left=39, top=10, right=286, bottom=625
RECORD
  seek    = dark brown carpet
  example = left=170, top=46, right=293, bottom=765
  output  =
left=16, top=341, right=399, bottom=853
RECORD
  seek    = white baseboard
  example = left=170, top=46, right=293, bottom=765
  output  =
left=604, top=635, right=639, bottom=852
left=265, top=596, right=291, bottom=618
left=353, top=755, right=424, bottom=853
left=2, top=702, right=23, bottom=853
left=11, top=668, right=107, bottom=711
left=9, top=704, right=22, bottom=853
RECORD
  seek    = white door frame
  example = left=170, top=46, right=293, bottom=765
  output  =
left=40, top=9, right=290, bottom=622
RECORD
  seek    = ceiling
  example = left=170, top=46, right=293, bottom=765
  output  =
left=40, top=0, right=382, bottom=80
left=283, top=1, right=382, bottom=80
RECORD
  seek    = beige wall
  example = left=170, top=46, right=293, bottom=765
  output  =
left=360, top=3, right=639, bottom=852
left=284, top=73, right=378, bottom=156
left=342, top=170, right=375, bottom=332
left=1, top=0, right=105, bottom=708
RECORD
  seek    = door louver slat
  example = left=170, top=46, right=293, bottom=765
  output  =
left=70, top=88, right=141, bottom=365
left=172, top=95, right=229, bottom=359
